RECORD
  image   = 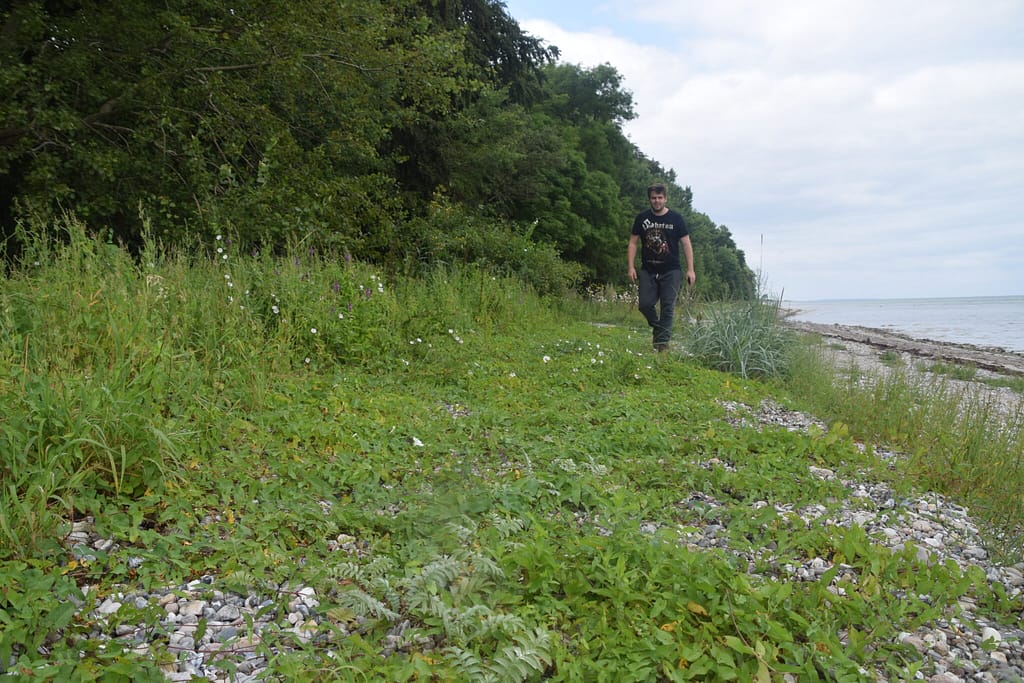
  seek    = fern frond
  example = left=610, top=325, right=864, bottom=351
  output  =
left=336, top=588, right=399, bottom=621
left=580, top=455, right=608, bottom=476
left=368, top=576, right=401, bottom=611
left=486, top=513, right=527, bottom=540
left=327, top=561, right=363, bottom=582
left=446, top=519, right=478, bottom=543
left=220, top=571, right=260, bottom=594
left=466, top=552, right=504, bottom=581
left=445, top=604, right=493, bottom=640
left=405, top=555, right=464, bottom=593
left=451, top=573, right=490, bottom=601
left=476, top=613, right=526, bottom=640
left=488, top=627, right=552, bottom=682
left=408, top=591, right=449, bottom=620
left=445, top=646, right=487, bottom=680
left=361, top=555, right=397, bottom=579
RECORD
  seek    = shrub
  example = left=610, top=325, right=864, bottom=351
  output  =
left=406, top=197, right=582, bottom=296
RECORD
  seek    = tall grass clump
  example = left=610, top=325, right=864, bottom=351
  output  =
left=2, top=219, right=189, bottom=559
left=393, top=264, right=550, bottom=342
left=685, top=293, right=795, bottom=379
left=558, top=282, right=640, bottom=327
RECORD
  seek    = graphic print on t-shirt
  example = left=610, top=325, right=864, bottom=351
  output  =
left=641, top=218, right=672, bottom=263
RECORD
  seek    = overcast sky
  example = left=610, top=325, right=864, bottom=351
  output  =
left=503, top=0, right=1024, bottom=301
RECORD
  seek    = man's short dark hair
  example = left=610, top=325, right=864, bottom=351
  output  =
left=647, top=183, right=667, bottom=197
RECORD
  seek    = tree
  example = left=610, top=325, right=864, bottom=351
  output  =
left=685, top=211, right=756, bottom=299
left=415, top=0, right=558, bottom=103
left=541, top=63, right=635, bottom=124
left=0, top=0, right=476, bottom=253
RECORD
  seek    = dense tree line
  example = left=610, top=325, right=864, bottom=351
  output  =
left=0, top=0, right=754, bottom=298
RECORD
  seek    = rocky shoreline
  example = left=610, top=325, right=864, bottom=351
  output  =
left=784, top=319, right=1024, bottom=378
left=784, top=319, right=1024, bottom=424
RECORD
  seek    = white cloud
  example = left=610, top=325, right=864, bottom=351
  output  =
left=516, top=2, right=1024, bottom=299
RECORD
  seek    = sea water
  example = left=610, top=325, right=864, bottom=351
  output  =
left=784, top=295, right=1024, bottom=353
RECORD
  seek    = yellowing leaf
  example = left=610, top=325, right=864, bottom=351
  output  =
left=686, top=601, right=708, bottom=616
left=660, top=621, right=678, bottom=632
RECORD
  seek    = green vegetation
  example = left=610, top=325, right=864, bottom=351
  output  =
left=982, top=375, right=1024, bottom=394
left=783, top=338, right=1024, bottom=557
left=878, top=350, right=903, bottom=367
left=683, top=294, right=796, bottom=379
left=922, top=361, right=1024, bottom=395
left=0, top=0, right=754, bottom=297
left=2, top=225, right=1022, bottom=680
left=5, top=3, right=1022, bottom=679
left=921, top=361, right=978, bottom=382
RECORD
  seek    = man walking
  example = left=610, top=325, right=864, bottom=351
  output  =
left=627, top=183, right=696, bottom=352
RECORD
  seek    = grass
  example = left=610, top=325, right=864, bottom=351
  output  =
left=781, top=335, right=1024, bottom=558
left=2, top=218, right=1023, bottom=680
left=983, top=375, right=1024, bottom=394
left=922, top=361, right=1024, bottom=395
left=921, top=360, right=978, bottom=382
left=878, top=350, right=903, bottom=367
left=683, top=294, right=796, bottom=379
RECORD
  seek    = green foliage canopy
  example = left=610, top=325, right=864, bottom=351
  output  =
left=1, top=0, right=477, bottom=248
left=1, top=0, right=755, bottom=299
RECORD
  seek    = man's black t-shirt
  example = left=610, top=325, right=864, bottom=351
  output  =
left=631, top=209, right=688, bottom=274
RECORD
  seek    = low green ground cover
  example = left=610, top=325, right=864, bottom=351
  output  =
left=2, top=221, right=1022, bottom=680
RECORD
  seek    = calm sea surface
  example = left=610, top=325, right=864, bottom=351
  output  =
left=784, top=296, right=1024, bottom=353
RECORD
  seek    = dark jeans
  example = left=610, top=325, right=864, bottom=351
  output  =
left=638, top=268, right=683, bottom=346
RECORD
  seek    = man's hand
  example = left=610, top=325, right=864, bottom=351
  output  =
left=628, top=266, right=637, bottom=282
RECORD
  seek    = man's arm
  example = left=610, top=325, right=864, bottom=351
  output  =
left=627, top=234, right=640, bottom=282
left=681, top=235, right=695, bottom=286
